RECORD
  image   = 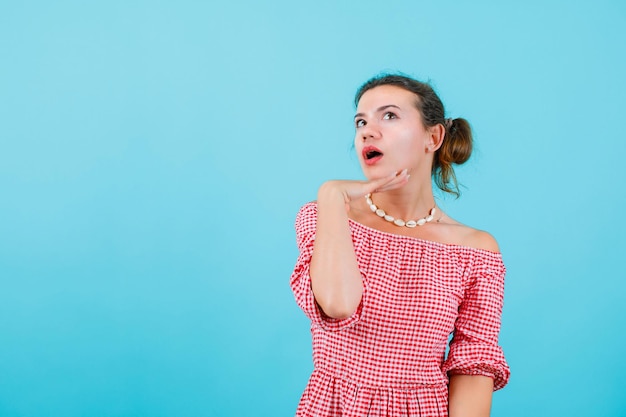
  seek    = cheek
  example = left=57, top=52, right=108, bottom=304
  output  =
left=393, top=134, right=425, bottom=163
left=395, top=131, right=420, bottom=151
left=353, top=136, right=362, bottom=155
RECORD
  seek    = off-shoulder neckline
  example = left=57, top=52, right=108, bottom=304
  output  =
left=348, top=218, right=502, bottom=257
left=347, top=218, right=501, bottom=256
left=301, top=202, right=501, bottom=256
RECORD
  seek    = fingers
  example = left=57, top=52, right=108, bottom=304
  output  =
left=376, top=176, right=409, bottom=192
left=334, top=169, right=410, bottom=203
left=368, top=169, right=409, bottom=193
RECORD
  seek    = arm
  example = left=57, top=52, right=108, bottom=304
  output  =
left=309, top=182, right=363, bottom=318
left=309, top=171, right=409, bottom=319
left=448, top=374, right=494, bottom=417
left=442, top=252, right=510, bottom=413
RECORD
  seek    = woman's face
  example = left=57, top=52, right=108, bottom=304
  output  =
left=354, top=85, right=433, bottom=180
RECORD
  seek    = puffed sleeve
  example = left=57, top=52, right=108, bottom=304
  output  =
left=442, top=252, right=510, bottom=390
left=289, top=202, right=366, bottom=331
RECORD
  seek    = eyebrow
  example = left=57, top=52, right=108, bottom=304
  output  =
left=354, top=104, right=401, bottom=119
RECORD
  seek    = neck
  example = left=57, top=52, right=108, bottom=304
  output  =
left=369, top=179, right=436, bottom=220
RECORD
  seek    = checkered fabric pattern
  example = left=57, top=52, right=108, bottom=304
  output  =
left=291, top=202, right=510, bottom=417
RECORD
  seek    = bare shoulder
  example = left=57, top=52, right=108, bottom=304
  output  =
left=464, top=228, right=500, bottom=253
left=442, top=214, right=500, bottom=252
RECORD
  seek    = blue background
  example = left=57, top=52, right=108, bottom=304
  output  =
left=1, top=1, right=625, bottom=416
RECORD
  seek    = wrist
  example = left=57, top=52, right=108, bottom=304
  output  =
left=317, top=181, right=349, bottom=204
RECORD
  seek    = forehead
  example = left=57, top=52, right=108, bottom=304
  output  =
left=356, top=85, right=418, bottom=111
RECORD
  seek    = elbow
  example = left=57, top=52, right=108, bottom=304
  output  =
left=318, top=302, right=355, bottom=319
left=314, top=293, right=361, bottom=319
left=309, top=270, right=364, bottom=319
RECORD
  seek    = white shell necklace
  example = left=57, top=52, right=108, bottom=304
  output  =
left=365, top=193, right=437, bottom=228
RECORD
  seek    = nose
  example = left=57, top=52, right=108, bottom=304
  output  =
left=360, top=121, right=381, bottom=141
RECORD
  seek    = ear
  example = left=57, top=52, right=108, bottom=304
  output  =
left=426, top=123, right=445, bottom=153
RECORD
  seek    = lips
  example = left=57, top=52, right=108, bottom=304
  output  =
left=362, top=146, right=383, bottom=165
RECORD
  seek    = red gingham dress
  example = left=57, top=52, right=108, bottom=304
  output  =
left=290, top=202, right=510, bottom=417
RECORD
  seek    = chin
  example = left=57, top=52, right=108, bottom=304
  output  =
left=362, top=168, right=392, bottom=181
left=369, top=173, right=389, bottom=180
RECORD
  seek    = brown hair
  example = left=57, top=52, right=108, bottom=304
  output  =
left=355, top=74, right=473, bottom=198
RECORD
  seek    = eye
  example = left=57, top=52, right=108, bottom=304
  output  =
left=355, top=119, right=366, bottom=128
left=383, top=111, right=397, bottom=120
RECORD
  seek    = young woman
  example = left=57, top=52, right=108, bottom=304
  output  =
left=290, top=74, right=509, bottom=417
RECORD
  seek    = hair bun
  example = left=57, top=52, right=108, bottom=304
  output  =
left=433, top=117, right=473, bottom=196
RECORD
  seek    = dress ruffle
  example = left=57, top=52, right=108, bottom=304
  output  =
left=297, top=369, right=449, bottom=417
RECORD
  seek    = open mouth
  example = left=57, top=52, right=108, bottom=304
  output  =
left=363, top=146, right=383, bottom=161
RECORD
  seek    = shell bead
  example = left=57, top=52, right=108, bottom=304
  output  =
left=364, top=193, right=437, bottom=229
